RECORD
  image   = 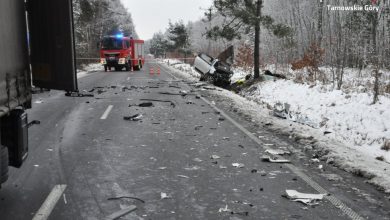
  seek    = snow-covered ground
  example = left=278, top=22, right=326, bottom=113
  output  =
left=161, top=59, right=390, bottom=193
left=77, top=63, right=102, bottom=78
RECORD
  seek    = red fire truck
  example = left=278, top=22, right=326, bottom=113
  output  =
left=100, top=35, right=145, bottom=72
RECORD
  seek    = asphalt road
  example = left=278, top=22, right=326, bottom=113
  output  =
left=0, top=61, right=389, bottom=220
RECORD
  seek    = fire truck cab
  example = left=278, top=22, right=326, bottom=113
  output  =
left=100, top=35, right=145, bottom=72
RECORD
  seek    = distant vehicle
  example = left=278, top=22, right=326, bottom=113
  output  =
left=100, top=35, right=145, bottom=72
left=194, top=53, right=233, bottom=88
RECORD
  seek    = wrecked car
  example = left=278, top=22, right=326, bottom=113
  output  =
left=194, top=53, right=233, bottom=88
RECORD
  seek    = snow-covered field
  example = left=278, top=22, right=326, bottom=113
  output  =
left=161, top=59, right=390, bottom=193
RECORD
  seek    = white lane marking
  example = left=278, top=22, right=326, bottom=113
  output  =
left=100, top=105, right=114, bottom=120
left=127, top=77, right=130, bottom=81
left=32, top=185, right=67, bottom=220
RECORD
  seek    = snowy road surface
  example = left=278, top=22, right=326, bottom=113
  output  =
left=0, top=62, right=389, bottom=219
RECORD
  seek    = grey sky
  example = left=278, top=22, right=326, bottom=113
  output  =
left=120, top=0, right=213, bottom=40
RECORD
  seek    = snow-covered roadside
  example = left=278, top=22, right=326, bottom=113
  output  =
left=160, top=59, right=390, bottom=193
left=77, top=63, right=102, bottom=78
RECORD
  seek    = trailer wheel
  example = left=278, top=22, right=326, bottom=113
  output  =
left=104, top=65, right=108, bottom=72
left=0, top=145, right=9, bottom=184
left=138, top=61, right=142, bottom=70
left=125, top=61, right=130, bottom=71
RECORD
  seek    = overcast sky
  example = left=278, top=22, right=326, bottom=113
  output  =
left=121, top=0, right=213, bottom=40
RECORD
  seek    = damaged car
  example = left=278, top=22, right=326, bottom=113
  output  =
left=194, top=53, right=233, bottom=88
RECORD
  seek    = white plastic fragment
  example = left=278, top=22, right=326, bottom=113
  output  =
left=232, top=163, right=245, bottom=168
left=218, top=205, right=231, bottom=213
left=160, top=192, right=172, bottom=199
left=177, top=175, right=190, bottom=179
left=211, top=155, right=221, bottom=159
left=261, top=156, right=290, bottom=163
left=285, top=190, right=326, bottom=205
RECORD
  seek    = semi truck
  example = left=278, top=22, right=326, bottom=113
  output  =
left=0, top=0, right=77, bottom=186
left=100, top=35, right=145, bottom=72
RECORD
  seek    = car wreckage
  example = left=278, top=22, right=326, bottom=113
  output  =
left=193, top=47, right=234, bottom=88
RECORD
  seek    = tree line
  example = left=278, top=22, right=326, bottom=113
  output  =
left=73, top=0, right=137, bottom=59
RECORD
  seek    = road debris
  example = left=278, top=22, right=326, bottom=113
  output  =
left=139, top=99, right=176, bottom=108
left=219, top=165, right=227, bottom=169
left=261, top=156, right=291, bottom=163
left=211, top=155, right=221, bottom=159
left=284, top=190, right=326, bottom=206
left=232, top=163, right=245, bottom=168
left=138, top=102, right=154, bottom=107
left=265, top=149, right=291, bottom=155
left=104, top=205, right=137, bottom=220
left=158, top=167, right=167, bottom=170
left=194, top=125, right=203, bottom=130
left=218, top=205, right=231, bottom=213
left=160, top=192, right=172, bottom=199
left=177, top=175, right=190, bottom=179
left=108, top=196, right=145, bottom=203
left=193, top=158, right=202, bottom=162
left=123, top=114, right=142, bottom=121
left=184, top=166, right=201, bottom=171
left=311, top=158, right=320, bottom=163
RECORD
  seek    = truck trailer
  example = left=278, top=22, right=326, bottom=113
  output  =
left=0, top=0, right=77, bottom=186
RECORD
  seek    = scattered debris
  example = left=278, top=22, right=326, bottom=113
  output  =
left=232, top=163, right=245, bottom=168
left=251, top=169, right=258, bottom=173
left=138, top=102, right=154, bottom=107
left=238, top=144, right=244, bottom=149
left=104, top=205, right=137, bottom=220
left=265, top=149, right=291, bottom=155
left=320, top=173, right=343, bottom=182
left=193, top=158, right=202, bottom=162
left=123, top=114, right=142, bottom=121
left=311, top=158, right=320, bottom=163
left=160, top=192, right=172, bottom=199
left=184, top=166, right=201, bottom=171
left=261, top=156, right=291, bottom=163
left=218, top=117, right=225, bottom=121
left=194, top=125, right=203, bottom=130
left=177, top=175, right=190, bottom=179
left=140, top=99, right=176, bottom=108
left=218, top=205, right=231, bottom=213
left=195, top=95, right=201, bottom=99
left=284, top=190, right=326, bottom=206
left=34, top=100, right=44, bottom=104
left=158, top=167, right=167, bottom=170
left=211, top=155, right=221, bottom=160
left=219, top=165, right=227, bottom=169
left=63, top=194, right=67, bottom=204
left=108, top=196, right=145, bottom=203
left=27, top=120, right=41, bottom=128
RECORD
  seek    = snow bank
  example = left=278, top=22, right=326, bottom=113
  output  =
left=161, top=59, right=390, bottom=193
left=243, top=80, right=390, bottom=162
